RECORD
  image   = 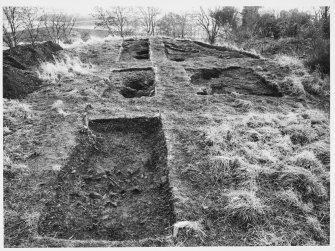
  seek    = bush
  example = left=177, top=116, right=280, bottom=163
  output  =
left=81, top=31, right=91, bottom=42
left=305, top=39, right=330, bottom=75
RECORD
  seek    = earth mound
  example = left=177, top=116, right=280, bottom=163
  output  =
left=3, top=41, right=63, bottom=99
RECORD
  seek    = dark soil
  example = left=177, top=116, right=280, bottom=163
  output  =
left=3, top=41, right=63, bottom=99
left=38, top=117, right=175, bottom=241
left=187, top=66, right=283, bottom=97
left=193, top=40, right=260, bottom=59
left=3, top=64, right=42, bottom=99
left=3, top=41, right=63, bottom=69
left=103, top=68, right=155, bottom=98
left=120, top=39, right=150, bottom=61
left=163, top=40, right=199, bottom=62
left=163, top=39, right=260, bottom=62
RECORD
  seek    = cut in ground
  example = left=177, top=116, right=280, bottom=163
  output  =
left=187, top=66, right=283, bottom=97
left=116, top=68, right=155, bottom=98
left=38, top=117, right=174, bottom=241
left=119, top=38, right=150, bottom=61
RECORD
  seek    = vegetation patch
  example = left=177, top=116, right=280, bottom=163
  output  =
left=38, top=117, right=175, bottom=241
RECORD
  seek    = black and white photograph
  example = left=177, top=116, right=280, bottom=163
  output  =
left=1, top=0, right=333, bottom=248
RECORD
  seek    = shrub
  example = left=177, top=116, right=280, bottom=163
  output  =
left=305, top=39, right=330, bottom=75
left=81, top=31, right=91, bottom=42
left=302, top=66, right=330, bottom=95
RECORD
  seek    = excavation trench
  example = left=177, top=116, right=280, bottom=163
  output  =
left=187, top=67, right=283, bottom=97
left=38, top=117, right=175, bottom=241
left=163, top=40, right=199, bottom=62
left=119, top=38, right=150, bottom=61
left=115, top=68, right=155, bottom=98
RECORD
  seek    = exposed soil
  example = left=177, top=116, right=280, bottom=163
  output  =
left=38, top=117, right=174, bottom=241
left=120, top=39, right=150, bottom=61
left=187, top=66, right=283, bottom=97
left=103, top=68, right=155, bottom=98
left=163, top=40, right=200, bottom=61
left=3, top=41, right=63, bottom=99
left=163, top=39, right=261, bottom=62
left=3, top=64, right=42, bottom=99
left=3, top=41, right=63, bottom=69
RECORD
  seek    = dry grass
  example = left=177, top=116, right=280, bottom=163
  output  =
left=274, top=54, right=329, bottom=96
left=276, top=165, right=326, bottom=199
left=223, top=190, right=268, bottom=227
left=36, top=54, right=94, bottom=83
left=201, top=105, right=329, bottom=245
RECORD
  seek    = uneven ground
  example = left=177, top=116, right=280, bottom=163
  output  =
left=3, top=37, right=330, bottom=247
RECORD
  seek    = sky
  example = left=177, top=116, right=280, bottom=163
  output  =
left=1, top=0, right=331, bottom=17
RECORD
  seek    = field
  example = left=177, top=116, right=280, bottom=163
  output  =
left=3, top=35, right=330, bottom=247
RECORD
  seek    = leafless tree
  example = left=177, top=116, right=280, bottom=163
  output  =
left=157, top=12, right=190, bottom=38
left=93, top=6, right=133, bottom=37
left=21, top=7, right=43, bottom=46
left=42, top=11, right=76, bottom=43
left=139, top=7, right=160, bottom=36
left=197, top=7, right=220, bottom=44
left=3, top=7, right=24, bottom=49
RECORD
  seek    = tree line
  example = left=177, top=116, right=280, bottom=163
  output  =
left=3, top=6, right=330, bottom=47
left=3, top=7, right=76, bottom=49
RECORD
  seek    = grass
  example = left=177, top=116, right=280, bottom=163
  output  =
left=274, top=54, right=330, bottom=96
left=3, top=36, right=330, bottom=247
left=223, top=190, right=268, bottom=228
left=200, top=105, right=329, bottom=245
left=36, top=54, right=94, bottom=83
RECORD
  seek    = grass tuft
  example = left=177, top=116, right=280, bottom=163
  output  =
left=275, top=189, right=312, bottom=213
left=276, top=165, right=326, bottom=199
left=223, top=190, right=268, bottom=228
left=290, top=150, right=324, bottom=174
left=279, top=76, right=306, bottom=96
left=36, top=54, right=93, bottom=83
left=282, top=124, right=317, bottom=146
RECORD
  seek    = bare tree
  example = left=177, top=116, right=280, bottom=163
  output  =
left=93, top=6, right=133, bottom=37
left=21, top=7, right=43, bottom=46
left=197, top=7, right=220, bottom=44
left=42, top=11, right=76, bottom=43
left=3, top=7, right=24, bottom=49
left=139, top=7, right=160, bottom=36
left=157, top=12, right=190, bottom=38
left=213, top=7, right=239, bottom=43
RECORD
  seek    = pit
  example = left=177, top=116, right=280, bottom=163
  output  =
left=114, top=68, right=156, bottom=98
left=187, top=67, right=283, bottom=97
left=38, top=117, right=175, bottom=241
left=120, top=39, right=150, bottom=61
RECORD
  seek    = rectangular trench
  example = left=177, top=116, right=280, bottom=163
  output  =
left=103, top=68, right=156, bottom=98
left=119, top=38, right=150, bottom=61
left=38, top=117, right=175, bottom=241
